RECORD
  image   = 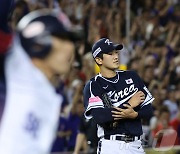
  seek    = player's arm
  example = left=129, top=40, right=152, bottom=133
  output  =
left=112, top=104, right=138, bottom=120
left=83, top=80, right=145, bottom=124
left=91, top=92, right=145, bottom=123
left=112, top=71, right=154, bottom=120
left=136, top=103, right=153, bottom=119
left=74, top=116, right=88, bottom=154
left=91, top=108, right=114, bottom=125
left=83, top=81, right=115, bottom=125
left=132, top=71, right=155, bottom=109
left=128, top=91, right=145, bottom=108
left=83, top=81, right=142, bottom=124
left=110, top=89, right=146, bottom=120
left=112, top=103, right=153, bottom=120
left=73, top=133, right=87, bottom=154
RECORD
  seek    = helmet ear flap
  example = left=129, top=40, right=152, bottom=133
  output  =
left=19, top=31, right=52, bottom=58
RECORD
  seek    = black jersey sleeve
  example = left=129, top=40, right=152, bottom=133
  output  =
left=137, top=103, right=153, bottom=119
left=83, top=80, right=104, bottom=119
left=91, top=108, right=114, bottom=124
left=131, top=71, right=155, bottom=108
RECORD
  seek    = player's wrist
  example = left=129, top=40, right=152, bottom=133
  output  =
left=128, top=101, right=136, bottom=108
left=132, top=111, right=138, bottom=119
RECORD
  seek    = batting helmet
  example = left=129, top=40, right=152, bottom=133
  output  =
left=17, top=9, right=84, bottom=58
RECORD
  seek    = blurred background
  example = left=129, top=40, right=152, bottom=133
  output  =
left=0, top=0, right=180, bottom=153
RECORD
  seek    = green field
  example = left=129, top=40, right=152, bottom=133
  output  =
left=145, top=146, right=180, bottom=154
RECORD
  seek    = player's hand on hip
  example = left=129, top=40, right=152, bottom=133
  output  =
left=111, top=104, right=138, bottom=120
left=128, top=91, right=145, bottom=108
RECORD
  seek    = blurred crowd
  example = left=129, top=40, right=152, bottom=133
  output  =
left=1, top=0, right=180, bottom=153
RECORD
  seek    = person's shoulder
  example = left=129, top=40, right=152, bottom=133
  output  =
left=84, top=76, right=96, bottom=87
left=84, top=80, right=91, bottom=87
left=89, top=74, right=101, bottom=85
left=84, top=80, right=91, bottom=92
left=83, top=76, right=96, bottom=91
left=84, top=75, right=102, bottom=91
left=116, top=70, right=134, bottom=76
left=117, top=70, right=140, bottom=77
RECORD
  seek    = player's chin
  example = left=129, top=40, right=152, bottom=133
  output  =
left=57, top=66, right=71, bottom=75
left=63, top=67, right=71, bottom=74
left=112, top=64, right=119, bottom=69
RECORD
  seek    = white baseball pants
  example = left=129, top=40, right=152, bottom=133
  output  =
left=97, top=139, right=145, bottom=154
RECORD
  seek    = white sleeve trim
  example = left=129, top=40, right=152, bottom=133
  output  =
left=84, top=96, right=104, bottom=119
left=140, top=97, right=155, bottom=108
left=84, top=105, right=104, bottom=119
left=140, top=94, right=151, bottom=106
left=140, top=86, right=154, bottom=108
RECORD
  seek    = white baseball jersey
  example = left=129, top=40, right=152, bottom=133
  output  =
left=0, top=39, right=62, bottom=154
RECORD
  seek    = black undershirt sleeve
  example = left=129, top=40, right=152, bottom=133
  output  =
left=91, top=108, right=114, bottom=125
left=137, top=104, right=153, bottom=119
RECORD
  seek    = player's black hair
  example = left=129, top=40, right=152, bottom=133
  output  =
left=96, top=53, right=103, bottom=59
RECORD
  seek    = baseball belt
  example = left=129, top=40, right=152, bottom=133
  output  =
left=103, top=134, right=141, bottom=143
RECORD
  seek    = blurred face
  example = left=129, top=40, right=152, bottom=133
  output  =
left=160, top=112, right=170, bottom=123
left=144, top=67, right=154, bottom=79
left=44, top=37, right=75, bottom=75
left=145, top=55, right=156, bottom=67
left=130, top=60, right=139, bottom=71
left=169, top=91, right=176, bottom=100
left=96, top=50, right=119, bottom=70
left=160, top=89, right=167, bottom=100
left=76, top=103, right=84, bottom=116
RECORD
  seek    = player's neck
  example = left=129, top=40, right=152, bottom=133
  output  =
left=31, top=58, right=59, bottom=86
left=100, top=67, right=116, bottom=78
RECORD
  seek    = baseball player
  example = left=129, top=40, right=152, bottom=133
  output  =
left=84, top=38, right=154, bottom=154
left=0, top=9, right=83, bottom=154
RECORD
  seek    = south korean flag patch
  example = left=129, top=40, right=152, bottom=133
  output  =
left=125, top=78, right=133, bottom=84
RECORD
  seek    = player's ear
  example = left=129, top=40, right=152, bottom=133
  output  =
left=95, top=57, right=103, bottom=65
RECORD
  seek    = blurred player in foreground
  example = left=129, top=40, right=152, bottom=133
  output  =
left=0, top=9, right=83, bottom=154
left=84, top=38, right=154, bottom=154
